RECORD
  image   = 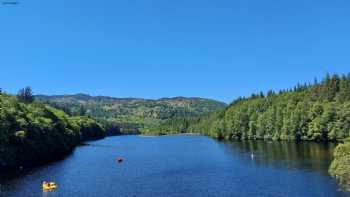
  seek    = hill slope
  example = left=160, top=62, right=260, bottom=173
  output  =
left=0, top=93, right=105, bottom=171
left=36, top=94, right=227, bottom=134
left=190, top=73, right=350, bottom=141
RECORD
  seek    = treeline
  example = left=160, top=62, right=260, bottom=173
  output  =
left=142, top=117, right=201, bottom=135
left=0, top=88, right=105, bottom=172
left=189, top=73, right=350, bottom=142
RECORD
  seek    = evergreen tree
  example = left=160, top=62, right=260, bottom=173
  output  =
left=191, top=73, right=350, bottom=142
left=17, top=86, right=34, bottom=103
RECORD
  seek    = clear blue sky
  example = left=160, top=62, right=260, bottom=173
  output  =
left=1, top=0, right=349, bottom=103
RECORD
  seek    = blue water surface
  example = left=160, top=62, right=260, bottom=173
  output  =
left=0, top=135, right=348, bottom=197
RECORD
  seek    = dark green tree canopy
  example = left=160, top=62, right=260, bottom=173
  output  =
left=190, top=73, right=350, bottom=142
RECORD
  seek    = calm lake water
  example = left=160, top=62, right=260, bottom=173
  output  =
left=0, top=135, right=349, bottom=197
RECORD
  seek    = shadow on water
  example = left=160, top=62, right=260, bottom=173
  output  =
left=222, top=140, right=337, bottom=175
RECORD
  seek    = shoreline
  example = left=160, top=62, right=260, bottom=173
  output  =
left=139, top=133, right=201, bottom=137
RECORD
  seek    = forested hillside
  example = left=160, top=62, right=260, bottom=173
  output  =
left=36, top=94, right=227, bottom=135
left=190, top=73, right=350, bottom=142
left=0, top=89, right=105, bottom=172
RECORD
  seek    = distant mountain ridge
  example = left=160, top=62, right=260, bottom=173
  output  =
left=36, top=94, right=145, bottom=104
left=35, top=94, right=227, bottom=134
left=36, top=94, right=225, bottom=104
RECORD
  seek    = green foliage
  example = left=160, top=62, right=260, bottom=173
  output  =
left=142, top=117, right=199, bottom=135
left=191, top=73, right=350, bottom=142
left=71, top=116, right=106, bottom=141
left=0, top=92, right=106, bottom=171
left=329, top=138, right=350, bottom=191
left=36, top=94, right=227, bottom=135
left=14, top=130, right=26, bottom=139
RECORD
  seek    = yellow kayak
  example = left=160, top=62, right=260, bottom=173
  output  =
left=42, top=182, right=58, bottom=190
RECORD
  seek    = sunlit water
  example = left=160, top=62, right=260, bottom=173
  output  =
left=0, top=135, right=348, bottom=197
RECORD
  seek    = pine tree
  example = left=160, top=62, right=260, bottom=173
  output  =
left=17, top=86, right=34, bottom=103
left=337, top=75, right=350, bottom=102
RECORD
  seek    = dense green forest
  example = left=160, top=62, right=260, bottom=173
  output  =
left=36, top=94, right=226, bottom=135
left=187, top=74, right=350, bottom=142
left=0, top=88, right=105, bottom=172
left=329, top=138, right=350, bottom=191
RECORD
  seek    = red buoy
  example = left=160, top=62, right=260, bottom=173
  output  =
left=117, top=157, right=124, bottom=163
